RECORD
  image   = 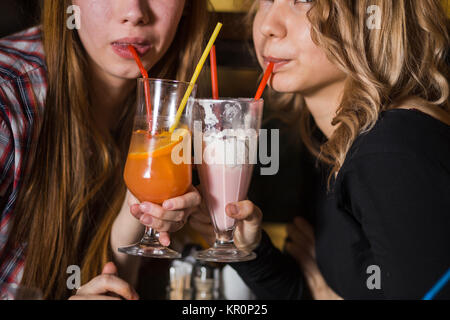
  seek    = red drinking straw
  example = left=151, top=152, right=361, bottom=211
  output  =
left=210, top=45, right=219, bottom=99
left=128, top=45, right=152, bottom=129
left=254, top=62, right=274, bottom=100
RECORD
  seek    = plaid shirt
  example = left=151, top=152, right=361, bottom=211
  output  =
left=0, top=27, right=47, bottom=290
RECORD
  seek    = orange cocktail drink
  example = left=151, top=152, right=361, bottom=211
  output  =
left=124, top=129, right=191, bottom=204
left=118, top=78, right=196, bottom=259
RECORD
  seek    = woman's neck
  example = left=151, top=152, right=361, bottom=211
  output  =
left=89, top=65, right=134, bottom=134
left=303, top=80, right=346, bottom=139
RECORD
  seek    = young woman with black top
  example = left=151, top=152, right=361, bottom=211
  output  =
left=190, top=0, right=450, bottom=299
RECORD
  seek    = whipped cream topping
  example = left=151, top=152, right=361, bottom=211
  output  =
left=202, top=130, right=257, bottom=167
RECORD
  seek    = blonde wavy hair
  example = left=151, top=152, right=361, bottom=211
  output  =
left=249, top=0, right=450, bottom=185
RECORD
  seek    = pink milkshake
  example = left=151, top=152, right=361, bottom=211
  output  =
left=193, top=98, right=263, bottom=262
left=198, top=132, right=254, bottom=232
left=199, top=163, right=253, bottom=232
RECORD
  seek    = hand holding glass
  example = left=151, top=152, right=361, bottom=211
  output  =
left=119, top=79, right=196, bottom=259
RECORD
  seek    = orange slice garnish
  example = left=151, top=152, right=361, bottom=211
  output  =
left=129, top=129, right=190, bottom=158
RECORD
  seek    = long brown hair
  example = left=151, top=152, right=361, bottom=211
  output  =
left=250, top=0, right=449, bottom=184
left=5, top=0, right=208, bottom=299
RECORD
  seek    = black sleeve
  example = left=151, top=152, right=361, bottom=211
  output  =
left=345, top=152, right=450, bottom=299
left=230, top=230, right=306, bottom=300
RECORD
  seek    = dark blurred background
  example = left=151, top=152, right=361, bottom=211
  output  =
left=0, top=0, right=40, bottom=38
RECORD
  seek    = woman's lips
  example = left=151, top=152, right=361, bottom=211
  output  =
left=263, top=56, right=292, bottom=72
left=111, top=38, right=152, bottom=59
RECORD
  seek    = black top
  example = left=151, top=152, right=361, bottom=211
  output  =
left=232, top=109, right=450, bottom=300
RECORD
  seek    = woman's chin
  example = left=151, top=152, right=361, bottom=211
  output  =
left=270, top=82, right=300, bottom=95
left=270, top=75, right=315, bottom=95
left=106, top=68, right=145, bottom=82
left=116, top=64, right=155, bottom=80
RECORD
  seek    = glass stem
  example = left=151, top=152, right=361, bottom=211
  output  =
left=140, top=227, right=160, bottom=246
left=214, top=229, right=235, bottom=248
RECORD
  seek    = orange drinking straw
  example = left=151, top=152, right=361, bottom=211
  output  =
left=128, top=45, right=152, bottom=129
left=254, top=62, right=274, bottom=100
left=210, top=45, right=219, bottom=99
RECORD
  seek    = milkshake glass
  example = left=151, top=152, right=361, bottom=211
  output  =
left=193, top=98, right=263, bottom=262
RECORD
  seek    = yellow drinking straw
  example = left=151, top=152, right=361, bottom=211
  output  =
left=169, top=22, right=223, bottom=133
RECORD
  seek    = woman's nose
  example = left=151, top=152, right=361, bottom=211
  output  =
left=259, top=4, right=287, bottom=39
left=119, top=0, right=150, bottom=26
